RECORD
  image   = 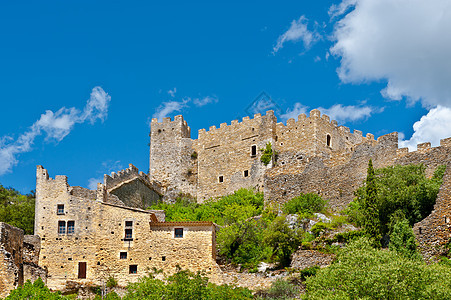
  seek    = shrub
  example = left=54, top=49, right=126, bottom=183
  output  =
left=389, top=218, right=421, bottom=260
left=283, top=193, right=327, bottom=218
left=256, top=278, right=298, bottom=300
left=6, top=278, right=65, bottom=300
left=260, top=143, right=274, bottom=166
left=106, top=276, right=118, bottom=288
left=304, top=237, right=451, bottom=299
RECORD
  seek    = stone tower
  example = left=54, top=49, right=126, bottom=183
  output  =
left=149, top=115, right=197, bottom=200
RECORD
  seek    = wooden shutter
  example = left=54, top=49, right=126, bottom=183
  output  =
left=78, top=262, right=87, bottom=279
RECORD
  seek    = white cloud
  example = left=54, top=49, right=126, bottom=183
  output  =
left=318, top=104, right=377, bottom=123
left=0, top=86, right=111, bottom=176
left=399, top=106, right=451, bottom=151
left=273, top=16, right=321, bottom=54
left=153, top=93, right=218, bottom=121
left=152, top=98, right=189, bottom=121
left=168, top=88, right=177, bottom=98
left=87, top=160, right=123, bottom=190
left=280, top=103, right=308, bottom=121
left=193, top=96, right=218, bottom=107
left=330, top=0, right=451, bottom=108
left=281, top=102, right=378, bottom=123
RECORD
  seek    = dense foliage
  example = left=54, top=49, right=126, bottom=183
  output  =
left=304, top=238, right=451, bottom=299
left=346, top=163, right=445, bottom=245
left=282, top=193, right=327, bottom=218
left=123, top=268, right=253, bottom=300
left=0, top=184, right=35, bottom=234
left=5, top=278, right=65, bottom=300
left=150, top=188, right=264, bottom=226
left=152, top=189, right=320, bottom=268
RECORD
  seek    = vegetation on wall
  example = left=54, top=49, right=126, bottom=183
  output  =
left=0, top=184, right=35, bottom=234
left=260, top=143, right=274, bottom=166
left=345, top=162, right=445, bottom=246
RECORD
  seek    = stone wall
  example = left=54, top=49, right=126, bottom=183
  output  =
left=0, top=222, right=24, bottom=298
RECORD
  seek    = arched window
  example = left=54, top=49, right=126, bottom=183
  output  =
left=326, top=134, right=331, bottom=147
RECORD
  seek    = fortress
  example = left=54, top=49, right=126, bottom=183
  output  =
left=1, top=109, right=451, bottom=296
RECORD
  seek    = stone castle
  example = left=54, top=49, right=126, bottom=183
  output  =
left=1, top=109, right=451, bottom=296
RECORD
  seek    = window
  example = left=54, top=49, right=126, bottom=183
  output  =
left=120, top=252, right=127, bottom=259
left=124, top=221, right=133, bottom=240
left=162, top=256, right=166, bottom=261
left=58, top=221, right=66, bottom=234
left=129, top=265, right=137, bottom=274
left=218, top=176, right=224, bottom=183
left=251, top=145, right=257, bottom=157
left=326, top=134, right=331, bottom=147
left=175, top=228, right=183, bottom=238
left=57, top=204, right=64, bottom=215
left=67, top=221, right=75, bottom=235
left=243, top=170, right=249, bottom=177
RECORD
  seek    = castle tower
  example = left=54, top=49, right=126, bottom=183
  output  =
left=149, top=115, right=196, bottom=200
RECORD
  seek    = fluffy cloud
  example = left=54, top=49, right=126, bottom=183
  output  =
left=273, top=16, right=321, bottom=54
left=330, top=0, right=451, bottom=108
left=87, top=160, right=123, bottom=190
left=281, top=102, right=377, bottom=123
left=152, top=99, right=189, bottom=121
left=399, top=106, right=451, bottom=151
left=0, top=87, right=111, bottom=175
left=153, top=90, right=219, bottom=121
left=193, top=96, right=218, bottom=107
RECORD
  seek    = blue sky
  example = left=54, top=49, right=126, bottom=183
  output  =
left=1, top=0, right=451, bottom=193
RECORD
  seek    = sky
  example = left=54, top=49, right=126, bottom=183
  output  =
left=1, top=0, right=451, bottom=193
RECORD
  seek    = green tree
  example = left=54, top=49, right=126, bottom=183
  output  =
left=362, top=159, right=381, bottom=246
left=0, top=184, right=35, bottom=234
left=389, top=218, right=421, bottom=260
left=283, top=193, right=327, bottom=218
left=263, top=216, right=302, bottom=267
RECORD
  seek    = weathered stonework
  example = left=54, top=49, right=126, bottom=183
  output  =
left=35, top=166, right=217, bottom=290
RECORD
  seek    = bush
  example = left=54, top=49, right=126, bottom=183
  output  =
left=283, top=193, right=327, bottom=218
left=304, top=237, right=451, bottom=299
left=260, top=143, right=274, bottom=166
left=389, top=218, right=421, bottom=260
left=123, top=268, right=253, bottom=300
left=256, top=279, right=298, bottom=300
left=106, top=276, right=118, bottom=288
left=0, top=184, right=35, bottom=234
left=6, top=278, right=65, bottom=300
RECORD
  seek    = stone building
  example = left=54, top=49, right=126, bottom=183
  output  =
left=34, top=165, right=217, bottom=290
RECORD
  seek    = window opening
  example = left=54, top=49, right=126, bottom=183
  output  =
left=218, top=176, right=224, bottom=183
left=326, top=134, right=331, bottom=147
left=129, top=265, right=137, bottom=274
left=244, top=170, right=249, bottom=177
left=175, top=228, right=183, bottom=238
left=120, top=252, right=127, bottom=259
left=251, top=145, right=257, bottom=157
left=57, top=204, right=64, bottom=215
left=58, top=221, right=66, bottom=234
left=67, top=221, right=75, bottom=235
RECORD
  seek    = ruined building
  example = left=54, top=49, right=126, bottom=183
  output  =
left=1, top=109, right=450, bottom=296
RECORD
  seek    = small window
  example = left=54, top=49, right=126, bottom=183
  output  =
left=125, top=221, right=133, bottom=227
left=251, top=145, right=257, bottom=157
left=58, top=221, right=66, bottom=234
left=120, top=252, right=127, bottom=259
left=129, top=265, right=137, bottom=274
left=57, top=204, right=64, bottom=215
left=243, top=170, right=249, bottom=177
left=162, top=256, right=166, bottom=261
left=175, top=228, right=183, bottom=238
left=419, top=227, right=422, bottom=234
left=326, top=134, right=331, bottom=147
left=218, top=176, right=224, bottom=183
left=125, top=229, right=133, bottom=240
left=67, top=221, right=75, bottom=235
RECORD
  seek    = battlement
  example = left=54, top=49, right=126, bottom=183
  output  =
left=104, top=163, right=150, bottom=190
left=197, top=110, right=276, bottom=138
left=151, top=115, right=191, bottom=138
